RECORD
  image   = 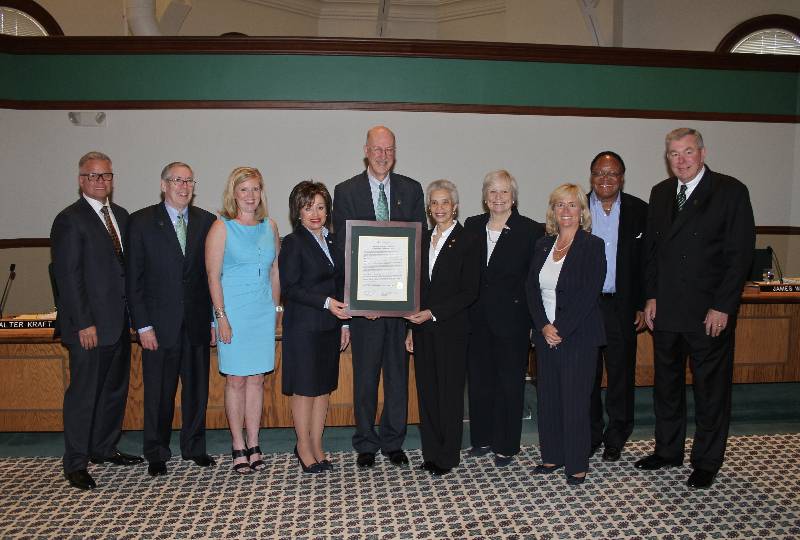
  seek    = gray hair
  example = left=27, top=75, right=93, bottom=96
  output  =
left=426, top=179, right=459, bottom=208
left=161, top=161, right=193, bottom=180
left=481, top=169, right=519, bottom=206
left=665, top=128, right=704, bottom=149
left=78, top=151, right=111, bottom=168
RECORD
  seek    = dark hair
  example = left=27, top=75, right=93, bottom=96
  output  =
left=289, top=180, right=332, bottom=230
left=590, top=150, right=626, bottom=174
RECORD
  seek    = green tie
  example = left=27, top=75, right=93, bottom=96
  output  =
left=676, top=184, right=687, bottom=212
left=376, top=183, right=389, bottom=221
left=175, top=213, right=187, bottom=255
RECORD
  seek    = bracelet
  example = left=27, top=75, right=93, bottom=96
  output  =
left=214, top=306, right=226, bottom=319
left=275, top=305, right=284, bottom=313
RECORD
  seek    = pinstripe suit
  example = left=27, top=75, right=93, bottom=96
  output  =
left=527, top=229, right=606, bottom=475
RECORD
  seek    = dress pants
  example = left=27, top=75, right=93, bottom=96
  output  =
left=350, top=317, right=408, bottom=454
left=414, top=330, right=467, bottom=470
left=652, top=327, right=735, bottom=472
left=63, top=328, right=131, bottom=473
left=536, top=338, right=597, bottom=476
left=467, top=326, right=529, bottom=457
left=142, top=327, right=210, bottom=463
left=590, top=295, right=637, bottom=449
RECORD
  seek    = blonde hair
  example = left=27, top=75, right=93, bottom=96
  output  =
left=481, top=169, right=518, bottom=208
left=220, top=167, right=268, bottom=221
left=544, top=183, right=592, bottom=236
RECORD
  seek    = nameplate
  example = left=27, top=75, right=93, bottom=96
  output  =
left=759, top=284, right=800, bottom=293
left=0, top=319, right=56, bottom=329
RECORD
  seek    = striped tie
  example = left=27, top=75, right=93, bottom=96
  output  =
left=376, top=183, right=389, bottom=221
left=676, top=184, right=687, bottom=212
left=100, top=206, right=123, bottom=264
left=175, top=213, right=187, bottom=255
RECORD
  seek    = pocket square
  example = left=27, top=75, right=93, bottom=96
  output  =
left=635, top=232, right=643, bottom=239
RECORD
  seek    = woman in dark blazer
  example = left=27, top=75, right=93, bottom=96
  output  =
left=463, top=170, right=544, bottom=466
left=527, top=183, right=606, bottom=485
left=405, top=179, right=481, bottom=476
left=279, top=181, right=351, bottom=474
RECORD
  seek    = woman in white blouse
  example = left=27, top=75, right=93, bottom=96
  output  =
left=405, top=179, right=481, bottom=476
left=526, top=183, right=606, bottom=485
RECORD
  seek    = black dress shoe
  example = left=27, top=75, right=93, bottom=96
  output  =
left=356, top=452, right=376, bottom=468
left=602, top=446, right=621, bottom=462
left=419, top=461, right=435, bottom=472
left=533, top=463, right=564, bottom=474
left=566, top=473, right=586, bottom=486
left=430, top=464, right=452, bottom=476
left=65, top=469, right=96, bottom=490
left=182, top=454, right=216, bottom=467
left=687, top=468, right=716, bottom=489
left=148, top=461, right=167, bottom=476
left=90, top=450, right=144, bottom=466
left=467, top=446, right=491, bottom=457
left=494, top=454, right=514, bottom=467
left=386, top=450, right=409, bottom=466
left=634, top=454, right=682, bottom=470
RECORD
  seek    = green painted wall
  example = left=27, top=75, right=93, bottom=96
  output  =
left=1, top=53, right=798, bottom=115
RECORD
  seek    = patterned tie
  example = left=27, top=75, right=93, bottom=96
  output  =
left=676, top=183, right=687, bottom=212
left=376, top=183, right=389, bottom=222
left=100, top=206, right=124, bottom=263
left=175, top=213, right=187, bottom=255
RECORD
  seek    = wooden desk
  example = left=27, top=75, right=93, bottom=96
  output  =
left=0, top=328, right=419, bottom=431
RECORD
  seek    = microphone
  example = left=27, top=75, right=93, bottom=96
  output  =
left=769, top=246, right=785, bottom=284
left=0, top=263, right=16, bottom=318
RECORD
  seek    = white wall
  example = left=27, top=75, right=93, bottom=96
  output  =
left=0, top=108, right=795, bottom=240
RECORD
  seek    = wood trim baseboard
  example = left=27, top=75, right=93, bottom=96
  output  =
left=2, top=35, right=798, bottom=72
left=1, top=100, right=797, bottom=123
left=2, top=227, right=799, bottom=248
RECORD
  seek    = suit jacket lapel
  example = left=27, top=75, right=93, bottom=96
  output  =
left=356, top=173, right=377, bottom=220
left=300, top=226, right=334, bottom=269
left=78, top=197, right=117, bottom=252
left=430, top=223, right=462, bottom=283
left=184, top=206, right=204, bottom=261
left=668, top=171, right=712, bottom=239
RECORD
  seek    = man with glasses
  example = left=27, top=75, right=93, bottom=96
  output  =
left=332, top=126, right=426, bottom=468
left=586, top=151, right=648, bottom=462
left=51, top=151, right=143, bottom=490
left=126, top=162, right=217, bottom=477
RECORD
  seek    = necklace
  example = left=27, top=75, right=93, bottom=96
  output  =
left=486, top=228, right=502, bottom=244
left=554, top=236, right=573, bottom=252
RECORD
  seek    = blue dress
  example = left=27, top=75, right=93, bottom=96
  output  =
left=216, top=218, right=276, bottom=376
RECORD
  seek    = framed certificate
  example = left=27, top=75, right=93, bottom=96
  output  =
left=344, top=220, right=422, bottom=317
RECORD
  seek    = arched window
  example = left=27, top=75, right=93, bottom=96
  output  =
left=0, top=0, right=63, bottom=36
left=716, top=14, right=800, bottom=55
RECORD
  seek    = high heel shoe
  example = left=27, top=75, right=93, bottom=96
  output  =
left=533, top=463, right=564, bottom=474
left=294, top=445, right=324, bottom=474
left=246, top=445, right=266, bottom=471
left=231, top=448, right=253, bottom=475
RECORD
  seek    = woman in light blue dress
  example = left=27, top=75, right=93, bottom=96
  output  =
left=206, top=166, right=280, bottom=474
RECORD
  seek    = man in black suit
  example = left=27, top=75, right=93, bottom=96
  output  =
left=637, top=128, right=755, bottom=489
left=587, top=151, right=648, bottom=462
left=51, top=151, right=143, bottom=490
left=126, top=162, right=217, bottom=477
left=332, top=125, right=426, bottom=468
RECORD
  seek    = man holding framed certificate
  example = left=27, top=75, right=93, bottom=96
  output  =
left=332, top=126, right=426, bottom=469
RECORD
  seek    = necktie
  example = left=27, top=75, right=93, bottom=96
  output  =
left=676, top=183, right=687, bottom=212
left=175, top=213, right=187, bottom=255
left=376, top=183, right=389, bottom=221
left=100, top=206, right=123, bottom=263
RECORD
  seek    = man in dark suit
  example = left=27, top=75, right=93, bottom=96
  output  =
left=51, top=151, right=143, bottom=490
left=587, top=151, right=648, bottom=462
left=332, top=125, right=426, bottom=468
left=126, top=162, right=217, bottom=477
left=637, top=128, right=755, bottom=489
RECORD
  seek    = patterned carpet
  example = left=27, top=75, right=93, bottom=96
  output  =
left=1, top=434, right=798, bottom=539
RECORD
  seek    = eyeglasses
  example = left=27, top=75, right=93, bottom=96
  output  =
left=554, top=201, right=579, bottom=209
left=80, top=172, right=114, bottom=182
left=367, top=146, right=396, bottom=156
left=167, top=177, right=197, bottom=186
left=590, top=171, right=622, bottom=179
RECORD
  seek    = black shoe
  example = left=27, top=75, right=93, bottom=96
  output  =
left=602, top=446, right=621, bottom=462
left=64, top=469, right=96, bottom=490
left=634, top=454, right=682, bottom=470
left=687, top=468, right=716, bottom=489
left=148, top=461, right=167, bottom=476
left=589, top=443, right=602, bottom=458
left=182, top=454, right=216, bottom=467
left=566, top=473, right=586, bottom=486
left=467, top=446, right=491, bottom=457
left=430, top=464, right=452, bottom=476
left=90, top=450, right=144, bottom=466
left=386, top=450, right=409, bottom=466
left=533, top=463, right=564, bottom=474
left=319, top=459, right=334, bottom=471
left=419, top=461, right=435, bottom=472
left=231, top=448, right=253, bottom=475
left=494, top=454, right=514, bottom=467
left=356, top=452, right=376, bottom=468
left=247, top=446, right=266, bottom=471
left=296, top=451, right=325, bottom=474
